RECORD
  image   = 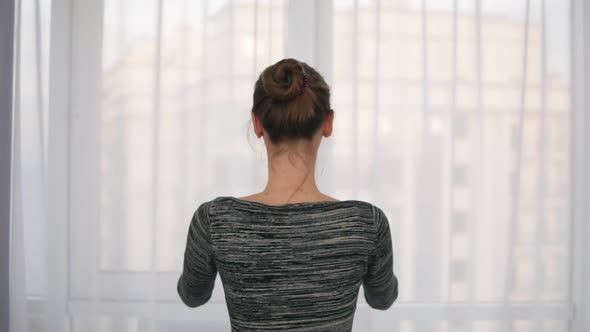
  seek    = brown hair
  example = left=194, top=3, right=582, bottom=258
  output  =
left=252, top=58, right=332, bottom=145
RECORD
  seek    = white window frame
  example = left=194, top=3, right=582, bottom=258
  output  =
left=45, top=0, right=586, bottom=329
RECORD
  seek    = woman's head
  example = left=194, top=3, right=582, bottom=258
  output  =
left=251, top=58, right=334, bottom=148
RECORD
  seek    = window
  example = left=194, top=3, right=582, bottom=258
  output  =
left=15, top=0, right=578, bottom=331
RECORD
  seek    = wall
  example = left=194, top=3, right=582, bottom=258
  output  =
left=0, top=0, right=15, bottom=331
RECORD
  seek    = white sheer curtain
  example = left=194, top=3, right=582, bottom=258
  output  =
left=9, top=0, right=584, bottom=331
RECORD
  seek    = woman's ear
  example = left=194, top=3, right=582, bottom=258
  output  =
left=324, top=110, right=334, bottom=137
left=252, top=112, right=263, bottom=138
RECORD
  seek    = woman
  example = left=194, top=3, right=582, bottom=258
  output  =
left=177, top=58, right=398, bottom=331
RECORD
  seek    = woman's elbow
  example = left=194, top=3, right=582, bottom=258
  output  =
left=177, top=278, right=211, bottom=308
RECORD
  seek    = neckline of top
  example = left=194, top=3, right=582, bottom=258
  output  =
left=219, top=196, right=369, bottom=209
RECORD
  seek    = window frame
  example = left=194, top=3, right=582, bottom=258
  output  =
left=43, top=0, right=584, bottom=329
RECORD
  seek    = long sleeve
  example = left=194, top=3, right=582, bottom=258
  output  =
left=363, top=206, right=398, bottom=310
left=178, top=201, right=218, bottom=308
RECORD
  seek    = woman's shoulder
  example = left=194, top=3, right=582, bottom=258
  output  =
left=191, top=196, right=386, bottom=228
left=207, top=194, right=377, bottom=212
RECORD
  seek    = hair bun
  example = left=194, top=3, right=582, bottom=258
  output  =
left=252, top=58, right=330, bottom=144
left=261, top=58, right=306, bottom=101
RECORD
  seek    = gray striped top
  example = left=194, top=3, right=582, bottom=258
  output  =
left=178, top=196, right=398, bottom=332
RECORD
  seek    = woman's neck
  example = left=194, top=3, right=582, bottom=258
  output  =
left=265, top=157, right=318, bottom=191
left=259, top=150, right=325, bottom=203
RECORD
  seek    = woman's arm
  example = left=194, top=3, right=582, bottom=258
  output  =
left=363, top=206, right=399, bottom=310
left=177, top=201, right=217, bottom=307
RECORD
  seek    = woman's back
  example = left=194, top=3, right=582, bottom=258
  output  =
left=178, top=196, right=398, bottom=332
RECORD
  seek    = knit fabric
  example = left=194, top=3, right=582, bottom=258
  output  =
left=178, top=196, right=398, bottom=332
